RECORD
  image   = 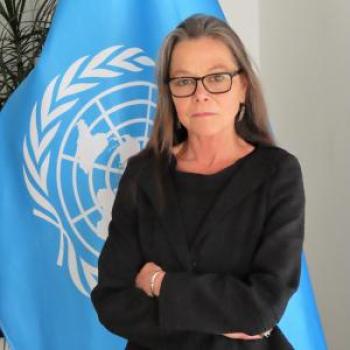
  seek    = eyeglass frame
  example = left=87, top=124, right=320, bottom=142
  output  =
left=167, top=68, right=243, bottom=98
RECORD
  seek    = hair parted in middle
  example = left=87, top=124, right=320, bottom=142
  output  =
left=146, top=13, right=276, bottom=159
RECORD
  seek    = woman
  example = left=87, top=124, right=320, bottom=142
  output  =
left=91, top=14, right=305, bottom=350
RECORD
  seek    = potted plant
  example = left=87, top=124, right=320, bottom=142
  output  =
left=0, top=0, right=57, bottom=109
left=0, top=0, right=56, bottom=343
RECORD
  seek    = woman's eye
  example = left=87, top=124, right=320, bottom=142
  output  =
left=208, top=74, right=226, bottom=82
left=175, top=78, right=193, bottom=87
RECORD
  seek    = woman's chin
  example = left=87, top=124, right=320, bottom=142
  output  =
left=187, top=126, right=232, bottom=138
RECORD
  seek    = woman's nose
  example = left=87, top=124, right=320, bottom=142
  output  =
left=193, top=80, right=209, bottom=100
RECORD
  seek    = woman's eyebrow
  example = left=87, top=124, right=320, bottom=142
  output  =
left=170, top=69, right=193, bottom=76
left=171, top=64, right=234, bottom=76
left=207, top=64, right=233, bottom=71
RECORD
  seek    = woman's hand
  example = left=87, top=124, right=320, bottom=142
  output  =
left=135, top=261, right=165, bottom=297
left=222, top=332, right=263, bottom=340
left=222, top=328, right=272, bottom=340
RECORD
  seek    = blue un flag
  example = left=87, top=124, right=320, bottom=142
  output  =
left=0, top=0, right=327, bottom=349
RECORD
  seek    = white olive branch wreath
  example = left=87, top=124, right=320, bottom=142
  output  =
left=22, top=45, right=154, bottom=296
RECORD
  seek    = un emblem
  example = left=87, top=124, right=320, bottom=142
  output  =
left=23, top=46, right=156, bottom=296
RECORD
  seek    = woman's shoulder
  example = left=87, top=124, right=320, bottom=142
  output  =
left=259, top=142, right=301, bottom=165
left=124, top=148, right=153, bottom=174
left=259, top=143, right=303, bottom=181
left=123, top=147, right=168, bottom=182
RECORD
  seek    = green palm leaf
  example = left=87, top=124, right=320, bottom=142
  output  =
left=0, top=0, right=57, bottom=109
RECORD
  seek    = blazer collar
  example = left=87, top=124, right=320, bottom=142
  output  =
left=137, top=143, right=276, bottom=270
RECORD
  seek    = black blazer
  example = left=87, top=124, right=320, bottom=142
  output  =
left=91, top=142, right=305, bottom=350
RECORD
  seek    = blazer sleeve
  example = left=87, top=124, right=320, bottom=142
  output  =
left=157, top=153, right=305, bottom=336
left=90, top=161, right=180, bottom=348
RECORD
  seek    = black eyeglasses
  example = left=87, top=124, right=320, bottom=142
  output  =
left=167, top=69, right=242, bottom=98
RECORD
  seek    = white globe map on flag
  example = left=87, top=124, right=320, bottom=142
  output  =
left=58, top=81, right=155, bottom=249
left=23, top=46, right=157, bottom=296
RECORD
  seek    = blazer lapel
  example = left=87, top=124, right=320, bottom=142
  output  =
left=190, top=147, right=276, bottom=252
left=137, top=145, right=276, bottom=270
left=138, top=154, right=192, bottom=270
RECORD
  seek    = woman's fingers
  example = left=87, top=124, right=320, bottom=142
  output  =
left=222, top=328, right=273, bottom=340
left=222, top=332, right=263, bottom=340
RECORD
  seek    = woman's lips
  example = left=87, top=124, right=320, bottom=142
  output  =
left=191, top=112, right=216, bottom=117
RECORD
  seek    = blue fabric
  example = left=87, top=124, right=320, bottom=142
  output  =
left=279, top=253, right=328, bottom=349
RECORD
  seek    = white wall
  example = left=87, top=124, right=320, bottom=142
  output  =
left=220, top=0, right=350, bottom=349
left=260, top=2, right=350, bottom=349
left=219, top=0, right=260, bottom=68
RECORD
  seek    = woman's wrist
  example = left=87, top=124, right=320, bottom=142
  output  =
left=151, top=270, right=165, bottom=297
left=150, top=270, right=162, bottom=296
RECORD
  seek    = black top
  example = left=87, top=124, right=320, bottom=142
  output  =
left=169, top=145, right=259, bottom=249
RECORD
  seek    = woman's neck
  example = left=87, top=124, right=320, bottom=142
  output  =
left=174, top=132, right=254, bottom=170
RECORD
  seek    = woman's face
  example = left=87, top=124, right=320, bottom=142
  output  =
left=169, top=36, right=247, bottom=138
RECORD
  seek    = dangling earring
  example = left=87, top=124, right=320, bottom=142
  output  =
left=237, top=103, right=246, bottom=122
left=176, top=118, right=182, bottom=130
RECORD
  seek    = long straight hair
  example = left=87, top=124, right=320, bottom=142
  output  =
left=146, top=14, right=276, bottom=159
